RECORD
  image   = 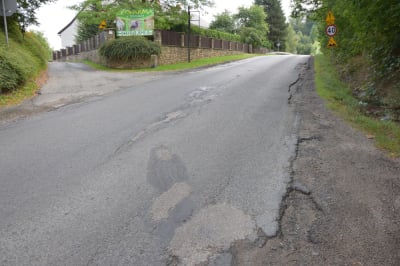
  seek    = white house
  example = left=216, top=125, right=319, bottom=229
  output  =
left=57, top=15, right=79, bottom=48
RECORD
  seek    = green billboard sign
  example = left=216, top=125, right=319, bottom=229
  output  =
left=115, top=9, right=154, bottom=37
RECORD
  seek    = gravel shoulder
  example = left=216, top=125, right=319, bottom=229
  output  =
left=233, top=57, right=400, bottom=265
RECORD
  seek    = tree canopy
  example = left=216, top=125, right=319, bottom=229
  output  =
left=209, top=10, right=236, bottom=34
left=72, top=0, right=215, bottom=41
left=292, top=0, right=400, bottom=119
left=0, top=0, right=58, bottom=33
left=255, top=0, right=287, bottom=51
left=291, top=0, right=400, bottom=76
left=235, top=5, right=269, bottom=48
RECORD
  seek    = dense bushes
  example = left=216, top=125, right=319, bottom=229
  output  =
left=0, top=21, right=51, bottom=93
left=99, top=36, right=161, bottom=61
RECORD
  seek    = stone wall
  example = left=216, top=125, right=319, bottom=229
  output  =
left=54, top=30, right=268, bottom=69
left=159, top=46, right=243, bottom=65
left=58, top=49, right=106, bottom=65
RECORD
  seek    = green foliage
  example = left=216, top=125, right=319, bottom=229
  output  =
left=234, top=5, right=269, bottom=48
left=3, top=0, right=58, bottom=34
left=76, top=22, right=100, bottom=43
left=209, top=10, right=236, bottom=34
left=235, top=5, right=268, bottom=31
left=191, top=26, right=241, bottom=42
left=296, top=32, right=312, bottom=54
left=238, top=27, right=270, bottom=48
left=285, top=17, right=319, bottom=55
left=99, top=36, right=161, bottom=61
left=292, top=0, right=400, bottom=73
left=255, top=0, right=287, bottom=51
left=315, top=54, right=400, bottom=157
left=208, top=4, right=270, bottom=48
left=73, top=0, right=215, bottom=41
left=17, top=0, right=57, bottom=25
left=285, top=23, right=296, bottom=53
left=292, top=0, right=400, bottom=121
left=0, top=29, right=51, bottom=93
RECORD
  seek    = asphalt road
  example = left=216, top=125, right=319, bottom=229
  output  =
left=0, top=55, right=310, bottom=265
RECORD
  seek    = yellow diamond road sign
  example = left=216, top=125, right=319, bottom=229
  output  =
left=99, top=20, right=107, bottom=29
left=327, top=37, right=337, bottom=48
left=326, top=11, right=335, bottom=25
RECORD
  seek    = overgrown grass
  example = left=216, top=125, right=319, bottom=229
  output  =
left=0, top=23, right=51, bottom=107
left=315, top=54, right=400, bottom=157
left=0, top=80, right=39, bottom=106
left=84, top=53, right=259, bottom=72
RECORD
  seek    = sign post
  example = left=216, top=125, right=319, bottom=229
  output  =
left=1, top=0, right=17, bottom=47
left=1, top=0, right=8, bottom=47
left=325, top=11, right=337, bottom=48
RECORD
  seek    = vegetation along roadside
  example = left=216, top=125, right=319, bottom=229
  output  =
left=315, top=54, right=400, bottom=158
left=0, top=21, right=51, bottom=107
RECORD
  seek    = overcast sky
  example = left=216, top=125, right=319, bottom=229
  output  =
left=30, top=0, right=291, bottom=50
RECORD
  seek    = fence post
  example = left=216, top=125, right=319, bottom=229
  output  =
left=154, top=30, right=162, bottom=46
left=73, top=44, right=80, bottom=55
left=180, top=33, right=185, bottom=47
left=211, top=38, right=214, bottom=49
left=105, top=30, right=115, bottom=41
left=95, top=34, right=99, bottom=49
left=91, top=36, right=96, bottom=50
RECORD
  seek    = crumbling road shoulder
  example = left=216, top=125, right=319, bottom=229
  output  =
left=232, top=57, right=400, bottom=265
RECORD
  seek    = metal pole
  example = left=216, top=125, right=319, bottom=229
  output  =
left=1, top=0, right=9, bottom=47
left=187, top=5, right=191, bottom=62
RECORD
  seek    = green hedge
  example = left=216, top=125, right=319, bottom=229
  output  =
left=190, top=26, right=241, bottom=42
left=99, top=36, right=161, bottom=61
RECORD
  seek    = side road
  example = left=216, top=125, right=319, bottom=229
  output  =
left=233, top=58, right=400, bottom=265
left=0, top=62, right=169, bottom=124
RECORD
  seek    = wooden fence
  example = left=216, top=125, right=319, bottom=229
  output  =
left=159, top=30, right=258, bottom=53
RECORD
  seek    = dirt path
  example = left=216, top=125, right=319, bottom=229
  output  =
left=232, top=58, right=400, bottom=265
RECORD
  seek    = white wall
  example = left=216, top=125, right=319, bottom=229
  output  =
left=60, top=19, right=78, bottom=48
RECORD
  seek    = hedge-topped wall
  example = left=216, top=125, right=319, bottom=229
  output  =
left=54, top=30, right=267, bottom=68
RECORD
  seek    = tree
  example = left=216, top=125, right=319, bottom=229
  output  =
left=255, top=0, right=287, bottom=51
left=235, top=5, right=267, bottom=30
left=235, top=5, right=270, bottom=47
left=291, top=0, right=400, bottom=114
left=291, top=0, right=400, bottom=69
left=17, top=0, right=58, bottom=26
left=285, top=23, right=298, bottom=53
left=72, top=0, right=215, bottom=41
left=0, top=0, right=58, bottom=34
left=209, top=10, right=236, bottom=34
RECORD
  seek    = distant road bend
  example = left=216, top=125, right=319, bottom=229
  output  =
left=0, top=55, right=310, bottom=265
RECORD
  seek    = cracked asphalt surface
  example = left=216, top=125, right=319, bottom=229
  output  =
left=0, top=56, right=309, bottom=265
left=232, top=58, right=400, bottom=265
left=1, top=56, right=398, bottom=265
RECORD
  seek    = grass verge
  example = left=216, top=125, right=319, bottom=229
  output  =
left=83, top=53, right=260, bottom=72
left=314, top=54, right=400, bottom=157
left=0, top=79, right=38, bottom=107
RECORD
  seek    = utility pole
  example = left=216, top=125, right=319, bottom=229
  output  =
left=187, top=5, right=191, bottom=62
